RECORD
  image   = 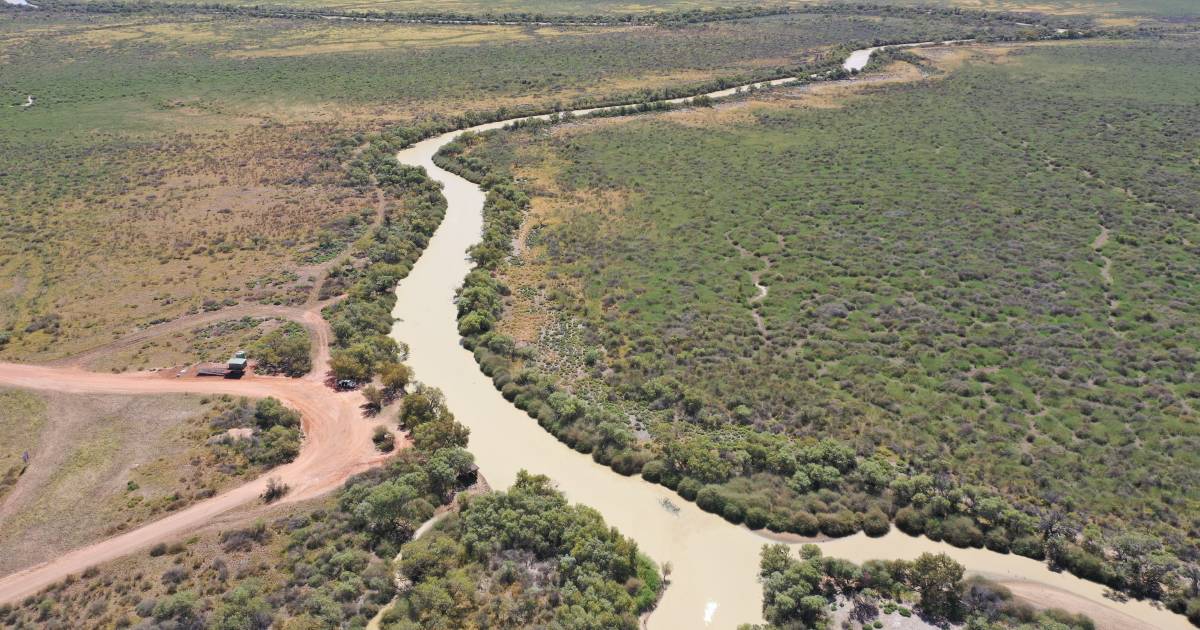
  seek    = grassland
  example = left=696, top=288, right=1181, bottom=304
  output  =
left=0, top=390, right=301, bottom=574
left=44, top=0, right=1200, bottom=18
left=444, top=36, right=1200, bottom=608
left=0, top=8, right=1013, bottom=364
left=0, top=389, right=46, bottom=504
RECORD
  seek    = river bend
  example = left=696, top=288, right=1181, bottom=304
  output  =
left=389, top=43, right=1188, bottom=629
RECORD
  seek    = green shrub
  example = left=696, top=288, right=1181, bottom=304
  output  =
left=1011, top=535, right=1045, bottom=560
left=722, top=502, right=745, bottom=524
left=640, top=460, right=667, bottom=483
left=818, top=511, right=859, bottom=537
left=676, top=478, right=701, bottom=501
left=745, top=507, right=770, bottom=530
left=249, top=323, right=311, bottom=377
left=696, top=485, right=726, bottom=514
left=790, top=511, right=820, bottom=536
left=941, top=515, right=984, bottom=548
left=861, top=508, right=890, bottom=537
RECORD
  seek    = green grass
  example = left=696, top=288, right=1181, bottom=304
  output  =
left=450, top=38, right=1200, bottom=576
left=0, top=12, right=1014, bottom=121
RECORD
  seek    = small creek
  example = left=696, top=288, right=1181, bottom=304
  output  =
left=389, top=43, right=1188, bottom=629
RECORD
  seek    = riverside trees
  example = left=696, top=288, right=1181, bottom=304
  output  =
left=753, top=545, right=1093, bottom=629
left=382, top=471, right=662, bottom=630
left=436, top=39, right=1200, bottom=614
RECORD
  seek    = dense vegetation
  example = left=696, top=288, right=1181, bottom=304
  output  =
left=0, top=443, right=474, bottom=629
left=0, top=378, right=473, bottom=628
left=46, top=0, right=1080, bottom=30
left=748, top=545, right=1095, bottom=629
left=248, top=322, right=312, bottom=377
left=208, top=397, right=304, bottom=468
left=0, top=381, right=664, bottom=629
left=438, top=38, right=1200, bottom=617
left=323, top=160, right=446, bottom=384
left=381, top=471, right=662, bottom=629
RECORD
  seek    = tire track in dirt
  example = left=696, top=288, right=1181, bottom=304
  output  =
left=0, top=362, right=405, bottom=605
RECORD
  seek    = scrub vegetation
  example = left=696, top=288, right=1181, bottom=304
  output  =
left=440, top=38, right=1200, bottom=614
left=247, top=322, right=312, bottom=377
left=0, top=442, right=474, bottom=629
left=0, top=383, right=662, bottom=629
left=380, top=472, right=663, bottom=630
left=2, top=0, right=1197, bottom=627
left=0, top=6, right=1022, bottom=364
left=47, top=0, right=1200, bottom=19
left=322, top=162, right=445, bottom=385
left=747, top=545, right=1095, bottom=629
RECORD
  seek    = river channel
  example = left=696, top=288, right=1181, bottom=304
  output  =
left=389, top=43, right=1188, bottom=629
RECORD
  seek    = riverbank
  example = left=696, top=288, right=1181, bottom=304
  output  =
left=388, top=41, right=1192, bottom=629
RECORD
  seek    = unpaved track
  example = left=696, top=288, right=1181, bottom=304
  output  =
left=0, top=362, right=399, bottom=604
left=52, top=302, right=336, bottom=373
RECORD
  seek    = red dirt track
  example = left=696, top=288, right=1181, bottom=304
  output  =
left=0, top=361, right=402, bottom=605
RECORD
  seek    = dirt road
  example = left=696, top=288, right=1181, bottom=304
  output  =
left=0, top=362, right=400, bottom=605
left=53, top=300, right=338, bottom=376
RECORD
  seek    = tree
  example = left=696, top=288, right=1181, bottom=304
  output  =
left=911, top=552, right=964, bottom=619
left=458, top=311, right=492, bottom=336
left=363, top=385, right=385, bottom=412
left=413, top=415, right=470, bottom=452
left=331, top=336, right=401, bottom=382
left=758, top=544, right=828, bottom=627
left=856, top=457, right=894, bottom=492
left=861, top=507, right=890, bottom=537
left=250, top=323, right=311, bottom=377
left=330, top=350, right=371, bottom=383
left=380, top=362, right=412, bottom=396
left=254, top=397, right=300, bottom=429
left=1112, top=533, right=1177, bottom=598
left=399, top=388, right=446, bottom=429
left=426, top=448, right=475, bottom=499
left=941, top=515, right=984, bottom=548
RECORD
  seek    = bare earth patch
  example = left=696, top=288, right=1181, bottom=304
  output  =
left=0, top=390, right=233, bottom=575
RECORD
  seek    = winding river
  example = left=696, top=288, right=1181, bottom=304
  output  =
left=389, top=44, right=1188, bottom=629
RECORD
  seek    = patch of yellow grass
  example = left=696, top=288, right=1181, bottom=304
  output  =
left=1095, top=16, right=1142, bottom=26
left=231, top=23, right=549, bottom=57
left=47, top=16, right=623, bottom=58
left=0, top=389, right=46, bottom=502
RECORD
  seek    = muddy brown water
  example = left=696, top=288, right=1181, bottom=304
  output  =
left=390, top=44, right=1188, bottom=630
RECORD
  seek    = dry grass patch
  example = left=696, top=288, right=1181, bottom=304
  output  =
left=0, top=391, right=249, bottom=575
left=1, top=122, right=374, bottom=362
left=0, top=389, right=46, bottom=505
